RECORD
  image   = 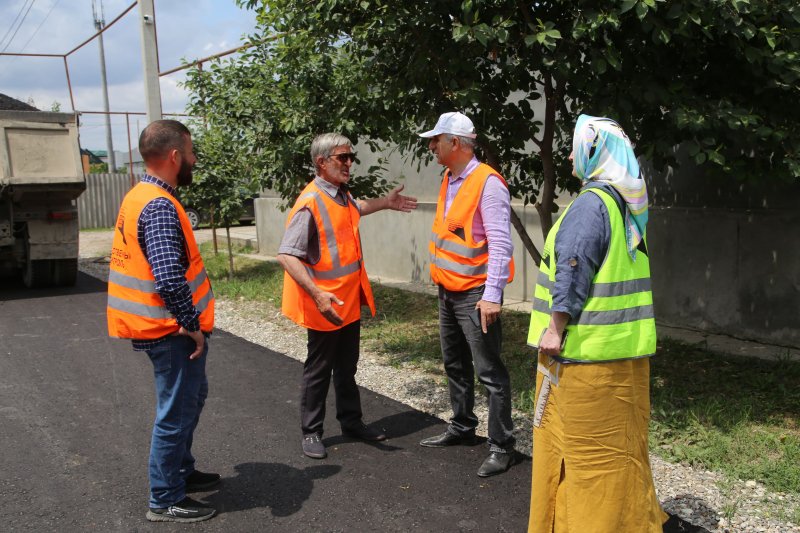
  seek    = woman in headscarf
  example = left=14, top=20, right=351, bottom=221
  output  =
left=527, top=115, right=667, bottom=532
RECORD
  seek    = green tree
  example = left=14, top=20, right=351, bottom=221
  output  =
left=89, top=162, right=108, bottom=173
left=179, top=121, right=260, bottom=279
left=203, top=0, right=800, bottom=262
left=181, top=59, right=271, bottom=278
left=182, top=36, right=395, bottom=207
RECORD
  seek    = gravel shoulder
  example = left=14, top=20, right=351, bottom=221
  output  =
left=79, top=234, right=800, bottom=532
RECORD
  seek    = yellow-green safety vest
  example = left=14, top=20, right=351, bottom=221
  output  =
left=527, top=187, right=656, bottom=362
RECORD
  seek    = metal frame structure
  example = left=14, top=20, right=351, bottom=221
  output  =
left=0, top=0, right=254, bottom=186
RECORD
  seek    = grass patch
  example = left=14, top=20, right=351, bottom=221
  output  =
left=201, top=243, right=800, bottom=498
left=650, top=338, right=800, bottom=494
left=201, top=242, right=283, bottom=303
left=360, top=286, right=536, bottom=410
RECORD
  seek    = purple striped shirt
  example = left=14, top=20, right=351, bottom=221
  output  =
left=443, top=157, right=513, bottom=303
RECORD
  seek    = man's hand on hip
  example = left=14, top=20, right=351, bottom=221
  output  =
left=177, top=326, right=205, bottom=360
left=314, top=291, right=345, bottom=326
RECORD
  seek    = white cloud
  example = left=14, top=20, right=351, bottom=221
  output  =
left=0, top=0, right=258, bottom=152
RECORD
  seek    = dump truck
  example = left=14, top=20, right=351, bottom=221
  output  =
left=0, top=108, right=86, bottom=287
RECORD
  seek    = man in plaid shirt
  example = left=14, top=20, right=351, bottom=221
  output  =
left=108, top=120, right=218, bottom=523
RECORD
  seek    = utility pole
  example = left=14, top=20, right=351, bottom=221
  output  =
left=93, top=0, right=116, bottom=172
left=138, top=0, right=162, bottom=124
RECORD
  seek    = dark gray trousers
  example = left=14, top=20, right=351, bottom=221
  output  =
left=301, top=320, right=363, bottom=436
left=438, top=286, right=515, bottom=451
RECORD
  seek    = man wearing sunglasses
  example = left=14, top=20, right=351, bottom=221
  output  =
left=418, top=112, right=517, bottom=477
left=277, top=133, right=418, bottom=459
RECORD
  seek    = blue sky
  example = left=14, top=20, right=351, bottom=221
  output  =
left=0, top=0, right=258, bottom=155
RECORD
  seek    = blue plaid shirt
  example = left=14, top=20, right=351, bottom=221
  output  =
left=132, top=174, right=201, bottom=351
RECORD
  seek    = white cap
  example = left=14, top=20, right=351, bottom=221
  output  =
left=418, top=111, right=477, bottom=139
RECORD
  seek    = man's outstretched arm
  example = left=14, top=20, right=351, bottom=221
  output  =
left=357, top=184, right=418, bottom=216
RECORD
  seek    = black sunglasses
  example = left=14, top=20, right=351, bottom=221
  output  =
left=328, top=152, right=356, bottom=163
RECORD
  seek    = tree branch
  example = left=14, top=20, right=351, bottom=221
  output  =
left=480, top=140, right=542, bottom=265
left=516, top=0, right=534, bottom=28
left=510, top=206, right=542, bottom=265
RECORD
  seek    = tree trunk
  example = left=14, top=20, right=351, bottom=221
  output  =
left=535, top=71, right=558, bottom=240
left=479, top=139, right=543, bottom=265
left=210, top=206, right=219, bottom=255
left=510, top=207, right=541, bottom=265
left=225, top=226, right=235, bottom=280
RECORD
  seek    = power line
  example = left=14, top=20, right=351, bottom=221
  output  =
left=0, top=0, right=37, bottom=54
left=0, top=0, right=32, bottom=48
left=16, top=0, right=60, bottom=54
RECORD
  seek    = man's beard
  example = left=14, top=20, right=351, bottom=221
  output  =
left=177, top=158, right=193, bottom=186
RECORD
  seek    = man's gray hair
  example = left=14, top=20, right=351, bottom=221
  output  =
left=310, top=133, right=352, bottom=167
left=444, top=133, right=476, bottom=150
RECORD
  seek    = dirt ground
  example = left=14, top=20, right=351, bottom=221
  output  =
left=79, top=227, right=255, bottom=260
left=79, top=229, right=114, bottom=259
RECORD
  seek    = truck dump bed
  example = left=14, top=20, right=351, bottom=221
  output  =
left=0, top=109, right=86, bottom=287
left=0, top=110, right=85, bottom=189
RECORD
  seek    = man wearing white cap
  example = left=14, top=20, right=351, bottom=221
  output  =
left=418, top=112, right=517, bottom=477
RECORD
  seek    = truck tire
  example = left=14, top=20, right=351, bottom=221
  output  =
left=185, top=208, right=200, bottom=230
left=53, top=258, right=78, bottom=287
left=23, top=259, right=53, bottom=288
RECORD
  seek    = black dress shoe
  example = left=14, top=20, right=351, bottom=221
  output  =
left=342, top=422, right=387, bottom=441
left=419, top=431, right=477, bottom=448
left=477, top=451, right=514, bottom=477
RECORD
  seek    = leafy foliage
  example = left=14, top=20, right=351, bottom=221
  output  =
left=195, top=0, right=800, bottom=258
left=181, top=30, right=394, bottom=208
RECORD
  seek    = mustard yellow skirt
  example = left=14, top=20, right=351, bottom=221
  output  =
left=528, top=354, right=668, bottom=533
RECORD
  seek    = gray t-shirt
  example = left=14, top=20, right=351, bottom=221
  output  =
left=277, top=176, right=353, bottom=265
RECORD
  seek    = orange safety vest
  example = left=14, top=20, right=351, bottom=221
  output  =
left=429, top=162, right=515, bottom=291
left=281, top=179, right=376, bottom=331
left=107, top=181, right=214, bottom=339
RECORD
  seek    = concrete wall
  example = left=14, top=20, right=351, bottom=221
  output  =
left=648, top=207, right=800, bottom=348
left=255, top=147, right=800, bottom=350
left=644, top=156, right=800, bottom=349
left=256, top=196, right=546, bottom=304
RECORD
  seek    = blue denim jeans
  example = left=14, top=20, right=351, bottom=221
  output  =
left=145, top=335, right=209, bottom=508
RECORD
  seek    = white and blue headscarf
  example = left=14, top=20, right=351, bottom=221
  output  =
left=572, top=114, right=648, bottom=260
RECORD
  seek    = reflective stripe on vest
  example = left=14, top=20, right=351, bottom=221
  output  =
left=430, top=231, right=489, bottom=258
left=108, top=267, right=210, bottom=294
left=429, top=255, right=488, bottom=276
left=429, top=162, right=515, bottom=291
left=106, top=181, right=215, bottom=339
left=108, top=289, right=214, bottom=320
left=281, top=179, right=376, bottom=331
left=527, top=187, right=656, bottom=362
left=296, top=190, right=365, bottom=281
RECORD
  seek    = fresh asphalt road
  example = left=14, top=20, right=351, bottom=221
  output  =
left=0, top=273, right=703, bottom=532
left=0, top=272, right=529, bottom=532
